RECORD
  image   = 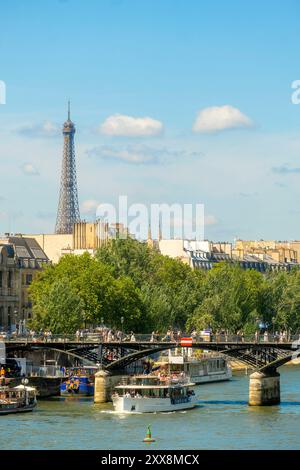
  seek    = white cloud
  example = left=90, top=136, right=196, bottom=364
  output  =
left=193, top=105, right=253, bottom=133
left=81, top=199, right=99, bottom=214
left=88, top=144, right=156, bottom=164
left=87, top=144, right=200, bottom=165
left=16, top=120, right=59, bottom=138
left=21, top=163, right=40, bottom=176
left=100, top=114, right=163, bottom=137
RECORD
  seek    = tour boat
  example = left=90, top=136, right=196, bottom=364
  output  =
left=156, top=349, right=232, bottom=384
left=112, top=374, right=197, bottom=413
left=60, top=367, right=97, bottom=396
left=0, top=385, right=37, bottom=415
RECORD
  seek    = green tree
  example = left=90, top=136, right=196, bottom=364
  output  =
left=30, top=278, right=83, bottom=334
left=186, top=263, right=265, bottom=333
left=97, top=239, right=205, bottom=331
left=30, top=238, right=300, bottom=336
left=29, top=252, right=145, bottom=333
left=276, top=270, right=300, bottom=332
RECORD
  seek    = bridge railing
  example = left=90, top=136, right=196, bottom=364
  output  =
left=3, top=333, right=170, bottom=343
left=3, top=332, right=300, bottom=344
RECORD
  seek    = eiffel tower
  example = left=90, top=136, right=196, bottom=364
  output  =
left=55, top=102, right=81, bottom=234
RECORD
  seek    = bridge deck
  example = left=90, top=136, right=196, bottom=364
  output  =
left=4, top=340, right=299, bottom=373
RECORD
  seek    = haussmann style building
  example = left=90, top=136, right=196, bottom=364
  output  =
left=0, top=235, right=50, bottom=331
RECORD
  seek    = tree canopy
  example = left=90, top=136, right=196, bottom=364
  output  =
left=29, top=238, right=300, bottom=334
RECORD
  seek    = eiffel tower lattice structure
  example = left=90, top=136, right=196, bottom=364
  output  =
left=55, top=102, right=80, bottom=234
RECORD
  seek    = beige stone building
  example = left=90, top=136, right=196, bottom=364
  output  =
left=154, top=237, right=298, bottom=272
left=23, top=221, right=129, bottom=264
left=234, top=239, right=298, bottom=264
left=157, top=239, right=190, bottom=265
left=156, top=239, right=233, bottom=268
left=0, top=236, right=50, bottom=331
left=23, top=233, right=72, bottom=264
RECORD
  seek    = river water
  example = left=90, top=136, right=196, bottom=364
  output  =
left=1, top=365, right=300, bottom=450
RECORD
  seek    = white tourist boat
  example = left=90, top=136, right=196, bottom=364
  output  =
left=112, top=374, right=197, bottom=413
left=0, top=384, right=37, bottom=415
left=156, top=349, right=232, bottom=384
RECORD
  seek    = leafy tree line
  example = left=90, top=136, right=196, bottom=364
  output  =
left=28, top=238, right=300, bottom=334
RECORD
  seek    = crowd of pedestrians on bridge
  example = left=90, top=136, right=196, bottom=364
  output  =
left=1, top=325, right=299, bottom=344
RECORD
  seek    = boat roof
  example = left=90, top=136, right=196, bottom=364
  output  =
left=13, top=385, right=36, bottom=392
left=69, top=366, right=98, bottom=369
left=128, top=374, right=159, bottom=379
left=115, top=382, right=195, bottom=390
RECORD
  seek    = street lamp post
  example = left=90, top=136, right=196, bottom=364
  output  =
left=120, top=316, right=124, bottom=341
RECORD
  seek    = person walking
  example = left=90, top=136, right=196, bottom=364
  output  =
left=279, top=331, right=284, bottom=343
left=107, top=330, right=112, bottom=342
left=150, top=331, right=155, bottom=342
left=130, top=332, right=136, bottom=342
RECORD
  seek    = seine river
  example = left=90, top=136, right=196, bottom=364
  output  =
left=2, top=365, right=300, bottom=450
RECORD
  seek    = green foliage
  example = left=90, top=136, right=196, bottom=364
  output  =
left=29, top=238, right=300, bottom=335
left=30, top=278, right=83, bottom=334
left=186, top=263, right=263, bottom=333
left=96, top=238, right=204, bottom=331
left=276, top=270, right=300, bottom=331
left=29, top=252, right=144, bottom=333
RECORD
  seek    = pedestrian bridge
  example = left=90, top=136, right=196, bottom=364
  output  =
left=4, top=334, right=300, bottom=405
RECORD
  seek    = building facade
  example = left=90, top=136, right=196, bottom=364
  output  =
left=156, top=238, right=299, bottom=272
left=23, top=221, right=129, bottom=264
left=0, top=236, right=50, bottom=331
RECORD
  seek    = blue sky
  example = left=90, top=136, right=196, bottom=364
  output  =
left=1, top=0, right=300, bottom=240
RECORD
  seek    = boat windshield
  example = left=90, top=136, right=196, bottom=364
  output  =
left=113, top=384, right=195, bottom=399
left=119, top=373, right=190, bottom=387
left=66, top=367, right=98, bottom=377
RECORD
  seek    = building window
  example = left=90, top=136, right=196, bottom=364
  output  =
left=26, top=274, right=33, bottom=285
left=0, top=306, right=3, bottom=327
left=7, top=306, right=11, bottom=326
left=7, top=271, right=12, bottom=288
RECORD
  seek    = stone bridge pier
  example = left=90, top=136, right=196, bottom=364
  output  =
left=94, top=370, right=125, bottom=404
left=249, top=370, right=280, bottom=406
